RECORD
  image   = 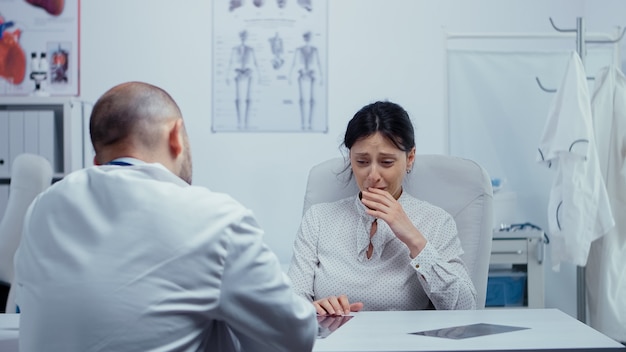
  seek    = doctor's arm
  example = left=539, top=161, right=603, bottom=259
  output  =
left=218, top=213, right=317, bottom=352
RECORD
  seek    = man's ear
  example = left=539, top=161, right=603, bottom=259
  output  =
left=168, top=119, right=184, bottom=158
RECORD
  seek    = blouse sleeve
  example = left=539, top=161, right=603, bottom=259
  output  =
left=287, top=207, right=320, bottom=302
left=411, top=214, right=477, bottom=310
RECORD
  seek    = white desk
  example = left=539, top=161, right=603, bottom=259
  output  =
left=0, top=314, right=18, bottom=352
left=1, top=310, right=624, bottom=352
left=313, top=309, right=625, bottom=352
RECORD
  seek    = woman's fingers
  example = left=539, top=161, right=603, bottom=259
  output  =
left=314, top=295, right=358, bottom=316
left=314, top=296, right=340, bottom=315
left=350, top=302, right=364, bottom=312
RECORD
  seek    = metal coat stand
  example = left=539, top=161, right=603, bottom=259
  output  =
left=537, top=17, right=624, bottom=323
left=536, top=17, right=625, bottom=92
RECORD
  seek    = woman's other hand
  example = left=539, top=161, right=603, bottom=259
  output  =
left=313, top=294, right=363, bottom=316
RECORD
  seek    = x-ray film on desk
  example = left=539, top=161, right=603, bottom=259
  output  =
left=410, top=323, right=529, bottom=339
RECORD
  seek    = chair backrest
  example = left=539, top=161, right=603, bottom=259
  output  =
left=0, top=153, right=52, bottom=312
left=303, top=154, right=494, bottom=308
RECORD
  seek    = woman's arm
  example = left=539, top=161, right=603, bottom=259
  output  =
left=288, top=206, right=363, bottom=315
left=287, top=208, right=319, bottom=302
left=361, top=188, right=476, bottom=310
left=411, top=216, right=477, bottom=310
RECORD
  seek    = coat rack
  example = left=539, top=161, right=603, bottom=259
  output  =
left=536, top=17, right=625, bottom=92
left=445, top=23, right=623, bottom=323
left=536, top=17, right=624, bottom=324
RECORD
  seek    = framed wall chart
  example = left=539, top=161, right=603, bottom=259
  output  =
left=0, top=0, right=80, bottom=96
left=212, top=0, right=328, bottom=133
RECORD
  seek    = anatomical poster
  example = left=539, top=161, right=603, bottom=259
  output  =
left=0, top=0, right=79, bottom=96
left=212, top=0, right=328, bottom=133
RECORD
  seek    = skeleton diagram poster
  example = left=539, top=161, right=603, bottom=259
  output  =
left=212, top=0, right=328, bottom=133
left=0, top=0, right=79, bottom=96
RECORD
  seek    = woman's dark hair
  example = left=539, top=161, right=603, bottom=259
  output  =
left=343, top=101, right=415, bottom=152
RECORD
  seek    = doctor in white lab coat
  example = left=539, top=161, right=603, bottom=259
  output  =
left=13, top=81, right=317, bottom=352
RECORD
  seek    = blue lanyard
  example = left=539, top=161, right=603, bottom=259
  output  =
left=106, top=161, right=133, bottom=166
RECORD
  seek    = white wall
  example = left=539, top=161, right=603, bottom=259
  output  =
left=79, top=0, right=626, bottom=318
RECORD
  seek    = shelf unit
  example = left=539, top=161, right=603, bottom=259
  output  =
left=0, top=97, right=84, bottom=181
left=0, top=97, right=84, bottom=213
left=488, top=229, right=546, bottom=308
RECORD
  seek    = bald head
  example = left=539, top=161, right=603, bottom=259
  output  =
left=90, top=81, right=193, bottom=184
left=90, top=81, right=181, bottom=153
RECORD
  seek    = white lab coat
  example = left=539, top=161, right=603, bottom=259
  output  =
left=586, top=65, right=626, bottom=343
left=14, top=161, right=317, bottom=352
left=537, top=52, right=615, bottom=271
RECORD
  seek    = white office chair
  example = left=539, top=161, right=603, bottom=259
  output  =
left=303, top=154, right=494, bottom=309
left=0, top=153, right=53, bottom=313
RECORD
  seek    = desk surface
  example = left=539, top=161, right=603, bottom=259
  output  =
left=0, top=314, right=18, bottom=352
left=313, top=309, right=625, bottom=352
left=1, top=310, right=624, bottom=352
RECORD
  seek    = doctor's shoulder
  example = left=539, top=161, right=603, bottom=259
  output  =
left=179, top=185, right=258, bottom=222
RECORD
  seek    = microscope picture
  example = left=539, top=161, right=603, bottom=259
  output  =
left=30, top=51, right=50, bottom=96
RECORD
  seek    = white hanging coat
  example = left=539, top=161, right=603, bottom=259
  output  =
left=586, top=65, right=626, bottom=343
left=536, top=52, right=615, bottom=271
